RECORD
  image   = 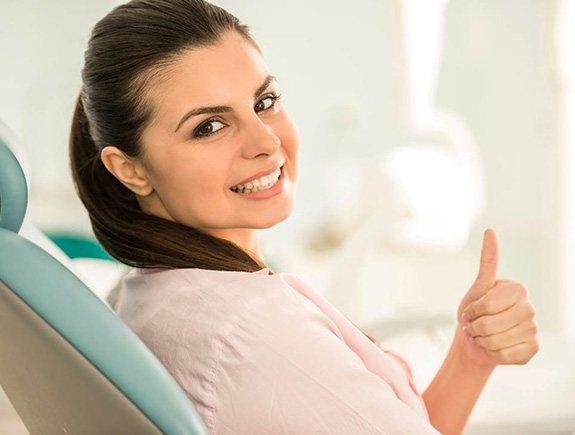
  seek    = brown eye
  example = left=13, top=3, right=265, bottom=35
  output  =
left=199, top=123, right=213, bottom=134
left=193, top=119, right=225, bottom=138
left=255, top=93, right=282, bottom=113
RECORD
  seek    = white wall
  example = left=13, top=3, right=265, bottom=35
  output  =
left=0, top=0, right=122, bottom=231
left=557, top=0, right=575, bottom=336
left=436, top=0, right=564, bottom=332
left=217, top=0, right=572, bottom=334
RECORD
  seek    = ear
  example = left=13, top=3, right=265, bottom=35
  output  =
left=100, top=146, right=154, bottom=196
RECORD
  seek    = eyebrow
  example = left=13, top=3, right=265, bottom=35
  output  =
left=173, top=74, right=277, bottom=133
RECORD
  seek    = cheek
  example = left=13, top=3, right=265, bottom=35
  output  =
left=174, top=178, right=227, bottom=227
left=278, top=114, right=300, bottom=180
left=151, top=156, right=229, bottom=222
left=173, top=164, right=226, bottom=203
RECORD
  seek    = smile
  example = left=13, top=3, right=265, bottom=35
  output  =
left=230, top=166, right=282, bottom=193
left=229, top=165, right=286, bottom=200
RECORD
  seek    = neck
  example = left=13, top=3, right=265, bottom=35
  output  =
left=207, top=227, right=262, bottom=262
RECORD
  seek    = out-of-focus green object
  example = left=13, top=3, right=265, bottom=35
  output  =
left=46, top=232, right=115, bottom=261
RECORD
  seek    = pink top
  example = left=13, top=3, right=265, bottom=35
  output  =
left=115, top=267, right=440, bottom=434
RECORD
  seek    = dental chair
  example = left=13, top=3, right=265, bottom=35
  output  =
left=0, top=135, right=208, bottom=434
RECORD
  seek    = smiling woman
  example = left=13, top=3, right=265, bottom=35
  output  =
left=70, top=0, right=299, bottom=272
left=68, top=1, right=447, bottom=433
left=67, top=0, right=502, bottom=434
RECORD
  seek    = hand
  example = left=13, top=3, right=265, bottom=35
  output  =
left=456, top=228, right=539, bottom=368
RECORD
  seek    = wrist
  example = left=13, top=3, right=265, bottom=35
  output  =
left=423, top=328, right=496, bottom=435
left=450, top=326, right=497, bottom=374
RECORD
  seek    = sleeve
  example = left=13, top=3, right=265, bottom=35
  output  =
left=211, top=285, right=440, bottom=435
left=383, top=349, right=416, bottom=387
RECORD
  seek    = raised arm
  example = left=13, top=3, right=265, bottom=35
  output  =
left=423, top=229, right=539, bottom=434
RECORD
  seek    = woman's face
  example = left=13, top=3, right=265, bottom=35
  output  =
left=132, top=31, right=299, bottom=244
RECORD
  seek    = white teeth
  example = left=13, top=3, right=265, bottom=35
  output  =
left=231, top=167, right=281, bottom=193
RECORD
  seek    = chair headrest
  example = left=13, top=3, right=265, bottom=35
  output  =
left=0, top=131, right=28, bottom=233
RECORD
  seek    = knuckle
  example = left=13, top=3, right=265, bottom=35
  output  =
left=532, top=339, right=540, bottom=354
left=515, top=283, right=528, bottom=298
left=526, top=303, right=536, bottom=318
left=514, top=342, right=539, bottom=365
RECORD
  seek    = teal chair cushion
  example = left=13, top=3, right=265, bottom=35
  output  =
left=0, top=136, right=27, bottom=233
left=0, top=228, right=208, bottom=434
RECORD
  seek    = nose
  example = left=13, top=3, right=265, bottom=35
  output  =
left=240, top=114, right=280, bottom=159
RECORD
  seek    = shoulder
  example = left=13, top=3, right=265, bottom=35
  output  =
left=115, top=267, right=341, bottom=430
left=115, top=267, right=340, bottom=353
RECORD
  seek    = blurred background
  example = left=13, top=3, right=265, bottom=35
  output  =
left=1, top=0, right=574, bottom=433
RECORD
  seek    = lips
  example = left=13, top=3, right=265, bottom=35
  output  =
left=232, top=162, right=284, bottom=188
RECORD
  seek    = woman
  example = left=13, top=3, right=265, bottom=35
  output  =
left=69, top=0, right=539, bottom=433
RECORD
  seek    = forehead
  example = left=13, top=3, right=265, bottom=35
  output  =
left=146, top=32, right=269, bottom=121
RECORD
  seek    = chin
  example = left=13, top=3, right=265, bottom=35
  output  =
left=252, top=204, right=293, bottom=229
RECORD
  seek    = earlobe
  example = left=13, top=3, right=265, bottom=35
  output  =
left=100, top=146, right=154, bottom=196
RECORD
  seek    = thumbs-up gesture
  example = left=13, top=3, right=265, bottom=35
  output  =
left=456, top=229, right=539, bottom=368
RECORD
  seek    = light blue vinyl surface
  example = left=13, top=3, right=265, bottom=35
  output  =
left=0, top=136, right=27, bottom=233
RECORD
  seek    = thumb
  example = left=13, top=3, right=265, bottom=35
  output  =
left=474, top=228, right=499, bottom=292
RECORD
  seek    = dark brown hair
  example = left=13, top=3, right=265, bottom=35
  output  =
left=69, top=0, right=270, bottom=274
